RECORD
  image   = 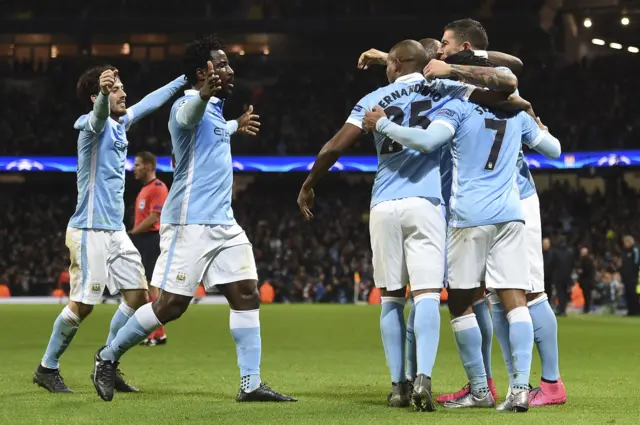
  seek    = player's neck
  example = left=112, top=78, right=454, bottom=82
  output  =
left=143, top=174, right=156, bottom=185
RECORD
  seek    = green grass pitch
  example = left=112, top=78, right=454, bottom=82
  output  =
left=0, top=304, right=638, bottom=425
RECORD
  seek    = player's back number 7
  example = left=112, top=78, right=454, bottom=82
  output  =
left=483, top=118, right=507, bottom=171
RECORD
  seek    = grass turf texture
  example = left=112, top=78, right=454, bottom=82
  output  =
left=0, top=304, right=638, bottom=425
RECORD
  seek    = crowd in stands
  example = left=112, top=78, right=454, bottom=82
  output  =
left=1, top=52, right=639, bottom=156
left=1, top=176, right=638, bottom=312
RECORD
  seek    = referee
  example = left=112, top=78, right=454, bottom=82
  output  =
left=131, top=151, right=168, bottom=346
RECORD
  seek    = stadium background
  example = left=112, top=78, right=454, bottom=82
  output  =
left=1, top=1, right=640, bottom=424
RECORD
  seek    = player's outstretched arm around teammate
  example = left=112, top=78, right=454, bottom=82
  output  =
left=358, top=47, right=523, bottom=75
left=362, top=106, right=454, bottom=154
left=519, top=114, right=562, bottom=159
left=423, top=59, right=517, bottom=93
left=121, top=74, right=187, bottom=129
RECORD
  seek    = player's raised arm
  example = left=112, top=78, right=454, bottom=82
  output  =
left=175, top=61, right=221, bottom=129
left=363, top=105, right=455, bottom=154
left=520, top=113, right=562, bottom=159
left=123, top=74, right=187, bottom=129
left=424, top=59, right=517, bottom=93
left=88, top=69, right=116, bottom=133
left=357, top=48, right=389, bottom=69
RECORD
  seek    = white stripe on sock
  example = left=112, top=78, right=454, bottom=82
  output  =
left=61, top=306, right=81, bottom=326
left=136, top=302, right=162, bottom=330
left=119, top=302, right=135, bottom=317
left=451, top=313, right=478, bottom=332
left=527, top=293, right=548, bottom=308
left=414, top=292, right=440, bottom=304
left=230, top=309, right=260, bottom=329
left=381, top=297, right=406, bottom=306
left=506, top=306, right=532, bottom=324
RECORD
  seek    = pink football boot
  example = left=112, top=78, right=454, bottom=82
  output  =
left=529, top=379, right=567, bottom=406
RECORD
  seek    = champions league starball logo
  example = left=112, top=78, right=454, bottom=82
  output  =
left=597, top=154, right=631, bottom=167
left=306, top=161, right=345, bottom=171
left=4, top=159, right=44, bottom=171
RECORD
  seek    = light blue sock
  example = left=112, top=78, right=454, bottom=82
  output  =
left=380, top=297, right=406, bottom=383
left=451, top=314, right=488, bottom=397
left=414, top=294, right=440, bottom=377
left=41, top=307, right=81, bottom=369
left=490, top=298, right=514, bottom=384
left=100, top=303, right=160, bottom=362
left=472, top=298, right=493, bottom=378
left=230, top=309, right=262, bottom=392
left=106, top=302, right=135, bottom=346
left=507, top=306, right=534, bottom=390
left=529, top=296, right=560, bottom=381
left=406, top=301, right=417, bottom=381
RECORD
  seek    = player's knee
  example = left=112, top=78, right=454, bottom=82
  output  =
left=152, top=292, right=190, bottom=323
left=228, top=280, right=260, bottom=310
left=121, top=289, right=149, bottom=310
left=68, top=301, right=94, bottom=320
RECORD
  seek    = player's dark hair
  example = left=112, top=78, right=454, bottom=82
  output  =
left=136, top=151, right=157, bottom=170
left=444, top=50, right=494, bottom=68
left=444, top=18, right=489, bottom=50
left=76, top=65, right=117, bottom=109
left=419, top=38, right=441, bottom=62
left=183, top=34, right=223, bottom=87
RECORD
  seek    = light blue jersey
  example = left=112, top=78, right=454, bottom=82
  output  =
left=346, top=72, right=472, bottom=209
left=516, top=114, right=544, bottom=200
left=163, top=90, right=240, bottom=225
left=432, top=101, right=542, bottom=228
left=68, top=75, right=186, bottom=230
left=69, top=115, right=130, bottom=230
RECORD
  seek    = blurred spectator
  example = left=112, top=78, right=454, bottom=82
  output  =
left=621, top=235, right=640, bottom=316
left=578, top=246, right=596, bottom=314
left=552, top=235, right=573, bottom=316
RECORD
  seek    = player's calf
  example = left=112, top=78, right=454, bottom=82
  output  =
left=34, top=302, right=92, bottom=393
left=218, top=279, right=296, bottom=402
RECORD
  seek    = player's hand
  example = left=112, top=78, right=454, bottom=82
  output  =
left=297, top=186, right=315, bottom=220
left=236, top=105, right=260, bottom=136
left=357, top=49, right=389, bottom=69
left=362, top=106, right=387, bottom=132
left=99, top=69, right=118, bottom=95
left=199, top=61, right=221, bottom=101
left=536, top=117, right=548, bottom=132
left=423, top=59, right=453, bottom=80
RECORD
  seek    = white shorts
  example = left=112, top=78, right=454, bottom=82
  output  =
left=66, top=228, right=148, bottom=305
left=521, top=194, right=544, bottom=293
left=447, top=221, right=530, bottom=291
left=369, top=197, right=446, bottom=292
left=151, top=223, right=258, bottom=297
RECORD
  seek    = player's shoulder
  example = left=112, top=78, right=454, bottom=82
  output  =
left=172, top=90, right=197, bottom=110
left=73, top=113, right=91, bottom=130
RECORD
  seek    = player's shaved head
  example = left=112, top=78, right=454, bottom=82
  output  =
left=386, top=40, right=429, bottom=83
left=419, top=38, right=441, bottom=62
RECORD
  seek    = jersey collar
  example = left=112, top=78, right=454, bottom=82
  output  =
left=184, top=89, right=223, bottom=106
left=395, top=72, right=425, bottom=83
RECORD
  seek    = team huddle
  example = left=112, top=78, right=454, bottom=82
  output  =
left=32, top=18, right=565, bottom=413
left=298, top=19, right=566, bottom=412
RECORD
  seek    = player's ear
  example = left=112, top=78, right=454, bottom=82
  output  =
left=90, top=94, right=97, bottom=104
left=461, top=41, right=473, bottom=51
